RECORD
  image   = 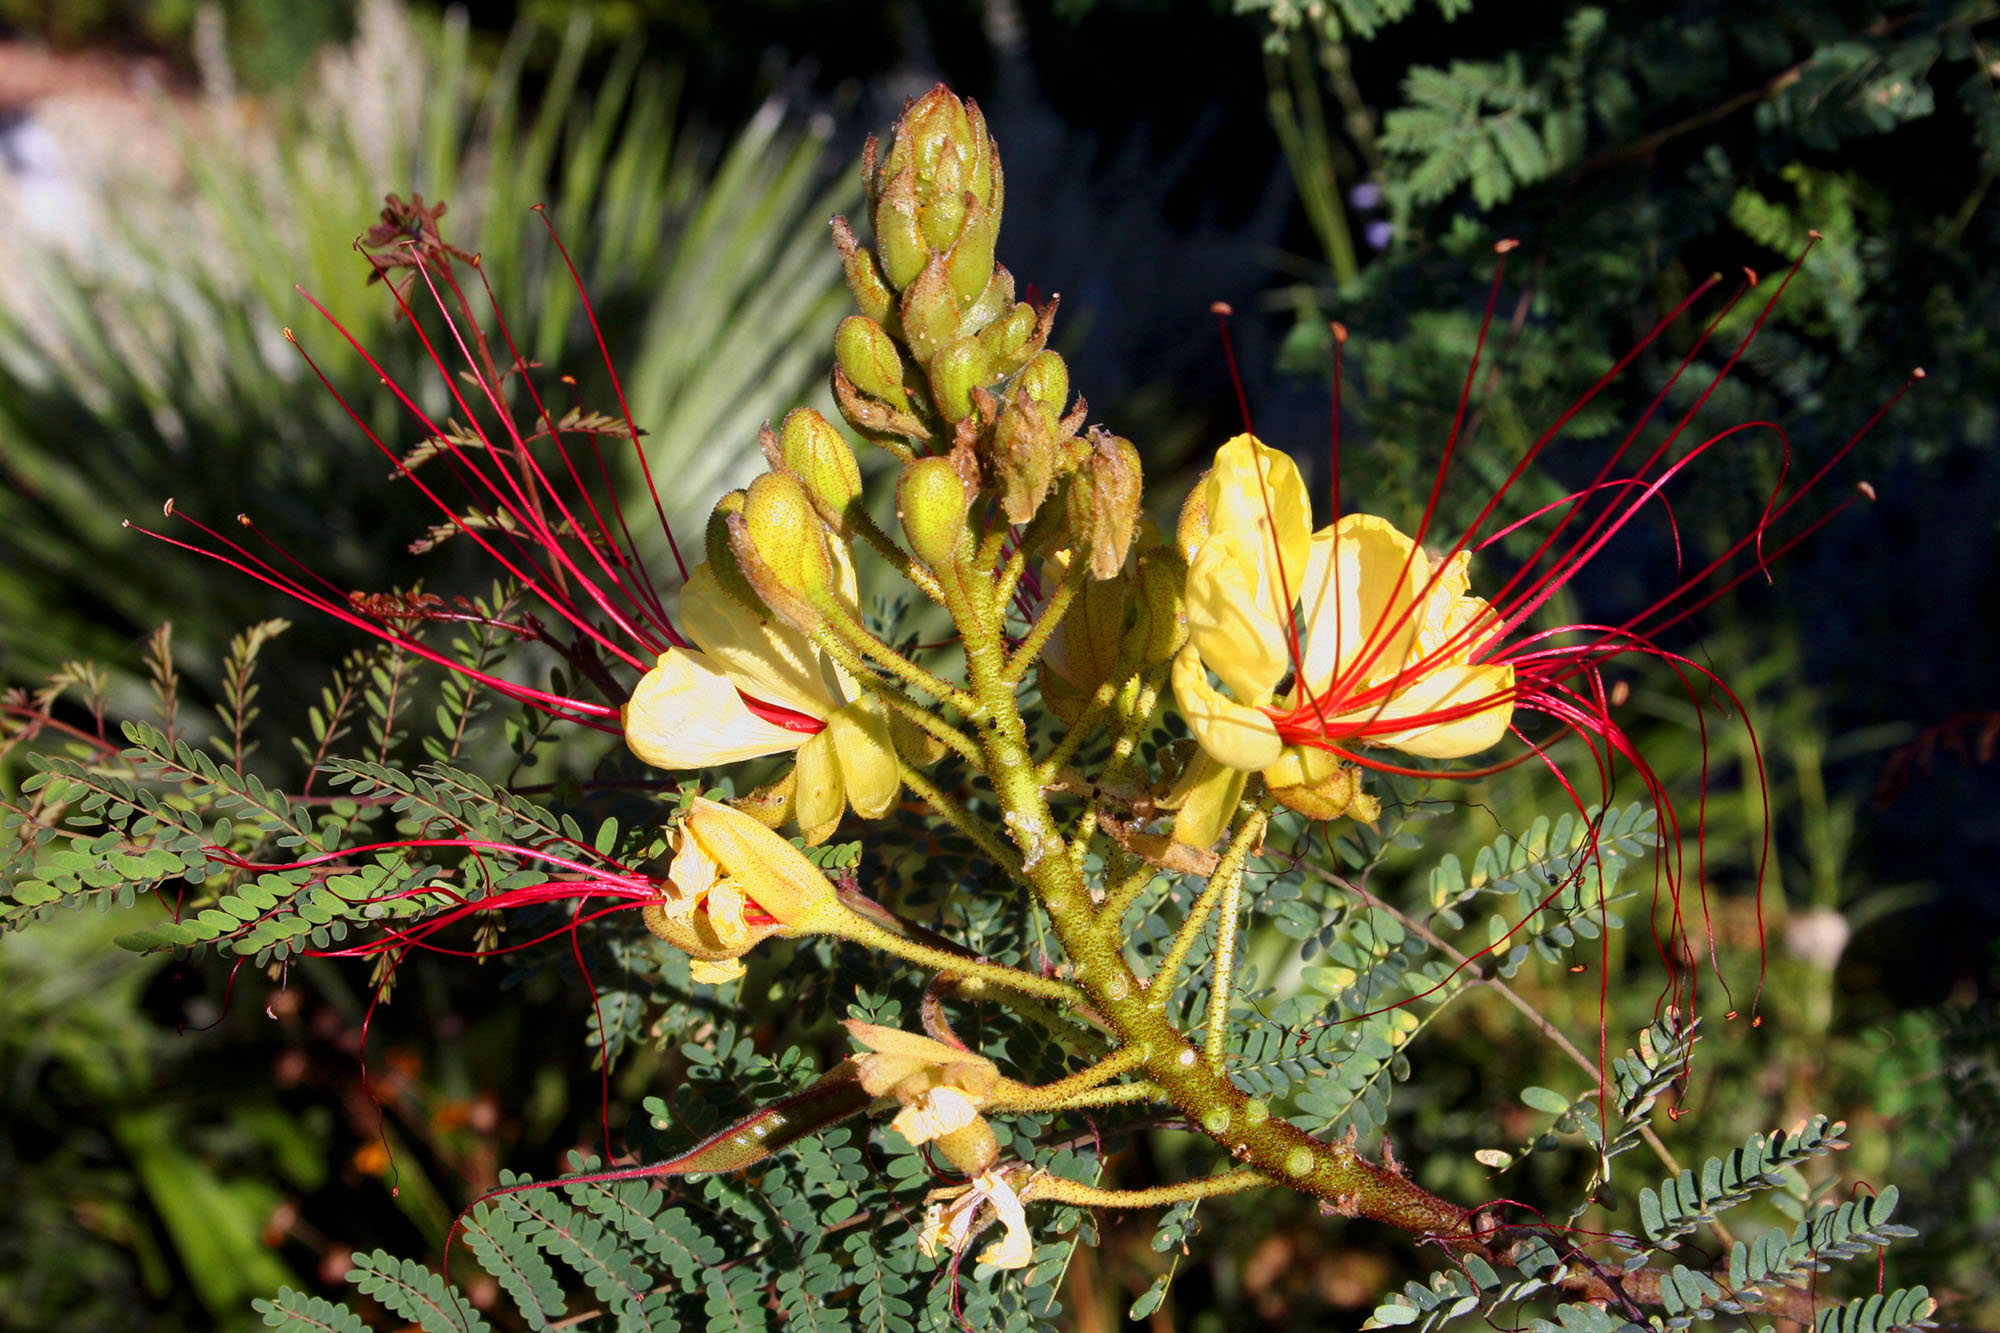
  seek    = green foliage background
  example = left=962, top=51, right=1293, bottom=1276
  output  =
left=2, top=0, right=1996, bottom=1328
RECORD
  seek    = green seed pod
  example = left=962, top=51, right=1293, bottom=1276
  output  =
left=778, top=408, right=864, bottom=536
left=897, top=455, right=970, bottom=570
left=833, top=315, right=911, bottom=411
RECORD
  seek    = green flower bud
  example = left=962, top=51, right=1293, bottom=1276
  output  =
left=897, top=456, right=969, bottom=569
left=959, top=264, right=1015, bottom=338
left=833, top=315, right=911, bottom=411
left=975, top=299, right=1036, bottom=365
left=1068, top=430, right=1143, bottom=579
left=927, top=338, right=990, bottom=423
left=703, top=489, right=766, bottom=614
left=919, top=146, right=968, bottom=250
left=1266, top=750, right=1380, bottom=825
left=1015, top=350, right=1069, bottom=419
left=899, top=254, right=963, bottom=364
left=831, top=216, right=894, bottom=325
left=741, top=471, right=833, bottom=604
left=779, top=408, right=864, bottom=536
left=1176, top=468, right=1212, bottom=561
left=1125, top=547, right=1188, bottom=666
left=945, top=192, right=1001, bottom=308
left=874, top=168, right=929, bottom=291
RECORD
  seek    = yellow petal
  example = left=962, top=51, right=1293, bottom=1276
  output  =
left=1203, top=435, right=1311, bottom=585
left=793, top=729, right=844, bottom=842
left=1184, top=528, right=1293, bottom=702
left=689, top=957, right=747, bottom=985
left=624, top=647, right=809, bottom=768
left=828, top=699, right=900, bottom=819
left=1172, top=647, right=1283, bottom=773
left=682, top=797, right=842, bottom=930
left=1165, top=747, right=1253, bottom=850
left=1361, top=661, right=1516, bottom=759
left=680, top=562, right=842, bottom=719
left=1295, top=514, right=1425, bottom=706
left=974, top=1174, right=1034, bottom=1270
left=891, top=1086, right=982, bottom=1146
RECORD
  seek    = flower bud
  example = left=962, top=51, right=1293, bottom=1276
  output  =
left=874, top=167, right=929, bottom=292
left=959, top=264, right=1015, bottom=339
left=1016, top=349, right=1068, bottom=418
left=927, top=338, right=990, bottom=423
left=1176, top=468, right=1212, bottom=560
left=897, top=456, right=970, bottom=569
left=779, top=408, right=865, bottom=536
left=1067, top=430, right=1143, bottom=579
left=900, top=254, right=963, bottom=364
left=945, top=192, right=1002, bottom=308
left=703, top=490, right=767, bottom=615
left=831, top=215, right=894, bottom=325
left=734, top=473, right=834, bottom=625
left=1125, top=546, right=1188, bottom=665
left=834, top=315, right=911, bottom=411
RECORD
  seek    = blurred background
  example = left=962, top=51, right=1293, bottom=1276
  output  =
left=2, top=0, right=1996, bottom=1327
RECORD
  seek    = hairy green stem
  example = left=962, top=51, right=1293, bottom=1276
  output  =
left=955, top=552, right=1473, bottom=1240
left=1204, top=797, right=1273, bottom=1064
left=1145, top=804, right=1267, bottom=1004
left=1023, top=1167, right=1270, bottom=1210
left=825, top=912, right=1084, bottom=1007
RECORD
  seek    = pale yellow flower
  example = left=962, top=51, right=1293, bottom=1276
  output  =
left=1169, top=435, right=1516, bottom=844
left=642, top=797, right=844, bottom=982
left=844, top=1021, right=1001, bottom=1148
left=918, top=1166, right=1035, bottom=1270
left=623, top=551, right=899, bottom=839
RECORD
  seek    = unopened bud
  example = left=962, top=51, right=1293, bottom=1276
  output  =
left=832, top=216, right=894, bottom=324
left=1265, top=749, right=1379, bottom=824
left=740, top=471, right=833, bottom=605
left=1068, top=431, right=1143, bottom=579
left=927, top=338, right=990, bottom=423
left=1176, top=469, right=1212, bottom=561
left=834, top=315, right=911, bottom=411
left=874, top=168, right=929, bottom=291
left=900, top=254, right=963, bottom=364
left=936, top=1116, right=1000, bottom=1176
left=779, top=408, right=864, bottom=536
left=1125, top=547, right=1188, bottom=665
left=704, top=490, right=766, bottom=614
left=1015, top=350, right=1068, bottom=418
left=945, top=192, right=1001, bottom=307
left=897, top=456, right=970, bottom=569
left=959, top=265, right=1015, bottom=339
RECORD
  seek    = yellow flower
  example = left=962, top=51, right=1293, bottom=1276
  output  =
left=844, top=1021, right=1001, bottom=1149
left=623, top=551, right=900, bottom=841
left=1170, top=435, right=1515, bottom=841
left=641, top=797, right=845, bottom=982
left=918, top=1166, right=1035, bottom=1270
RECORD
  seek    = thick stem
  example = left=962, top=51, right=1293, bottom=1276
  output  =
left=956, top=553, right=1474, bottom=1240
